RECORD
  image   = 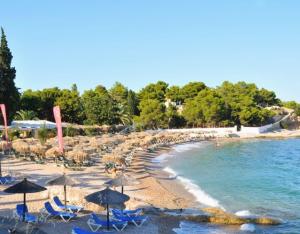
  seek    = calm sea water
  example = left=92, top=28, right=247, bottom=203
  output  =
left=160, top=138, right=300, bottom=234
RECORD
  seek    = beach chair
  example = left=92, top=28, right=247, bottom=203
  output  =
left=72, top=227, right=105, bottom=234
left=87, top=213, right=127, bottom=232
left=112, top=210, right=147, bottom=227
left=53, top=196, right=83, bottom=213
left=111, top=208, right=143, bottom=217
left=13, top=204, right=38, bottom=223
left=0, top=175, right=14, bottom=185
left=43, top=201, right=76, bottom=222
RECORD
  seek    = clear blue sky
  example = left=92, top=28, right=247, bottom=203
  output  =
left=1, top=0, right=299, bottom=101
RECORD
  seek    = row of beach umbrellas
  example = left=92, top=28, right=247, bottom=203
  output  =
left=2, top=173, right=137, bottom=229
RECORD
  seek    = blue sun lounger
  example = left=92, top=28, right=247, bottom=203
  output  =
left=14, top=204, right=38, bottom=223
left=0, top=175, right=14, bottom=185
left=43, top=202, right=76, bottom=222
left=87, top=213, right=127, bottom=232
left=111, top=208, right=143, bottom=217
left=72, top=227, right=105, bottom=234
left=53, top=196, right=83, bottom=213
left=112, top=210, right=147, bottom=227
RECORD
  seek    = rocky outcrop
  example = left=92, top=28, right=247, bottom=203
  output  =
left=162, top=207, right=281, bottom=226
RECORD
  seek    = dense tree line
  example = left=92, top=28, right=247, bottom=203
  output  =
left=1, top=28, right=299, bottom=130
left=16, top=80, right=284, bottom=129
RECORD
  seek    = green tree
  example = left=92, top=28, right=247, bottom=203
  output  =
left=0, top=28, right=20, bottom=121
left=182, top=98, right=204, bottom=127
left=55, top=84, right=84, bottom=124
left=82, top=87, right=120, bottom=125
left=182, top=89, right=230, bottom=127
left=136, top=99, right=167, bottom=129
left=20, top=89, right=42, bottom=113
left=109, top=82, right=128, bottom=104
left=115, top=104, right=132, bottom=125
left=256, top=88, right=279, bottom=107
left=166, top=85, right=183, bottom=103
left=138, top=81, right=168, bottom=103
left=38, top=87, right=62, bottom=121
left=217, top=81, right=275, bottom=126
left=127, top=90, right=139, bottom=116
left=15, top=110, right=38, bottom=120
left=166, top=105, right=186, bottom=128
left=180, top=81, right=206, bottom=102
left=282, top=101, right=300, bottom=116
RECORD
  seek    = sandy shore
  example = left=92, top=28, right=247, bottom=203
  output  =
left=0, top=142, right=199, bottom=233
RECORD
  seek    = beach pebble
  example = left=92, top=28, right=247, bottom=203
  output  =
left=240, top=223, right=255, bottom=232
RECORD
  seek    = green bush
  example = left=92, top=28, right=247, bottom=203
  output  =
left=83, top=127, right=100, bottom=136
left=37, top=125, right=48, bottom=145
left=8, top=129, right=20, bottom=141
left=63, top=126, right=81, bottom=137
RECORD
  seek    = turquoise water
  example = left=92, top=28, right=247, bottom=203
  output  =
left=162, top=138, right=300, bottom=233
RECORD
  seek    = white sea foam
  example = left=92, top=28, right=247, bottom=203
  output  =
left=173, top=221, right=227, bottom=234
left=172, top=142, right=205, bottom=153
left=240, top=223, right=256, bottom=232
left=152, top=142, right=207, bottom=163
left=163, top=166, right=177, bottom=176
left=235, top=210, right=252, bottom=217
left=163, top=166, right=225, bottom=210
left=151, top=153, right=175, bottom=163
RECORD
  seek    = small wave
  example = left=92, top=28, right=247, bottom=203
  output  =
left=152, top=142, right=207, bottom=163
left=172, top=142, right=205, bottom=153
left=152, top=153, right=174, bottom=163
left=240, top=223, right=256, bottom=232
left=173, top=221, right=227, bottom=234
left=163, top=166, right=177, bottom=177
left=163, top=167, right=224, bottom=209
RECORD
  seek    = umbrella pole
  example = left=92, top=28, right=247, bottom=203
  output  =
left=64, top=184, right=67, bottom=208
left=23, top=192, right=26, bottom=222
left=121, top=185, right=124, bottom=194
left=107, top=204, right=109, bottom=230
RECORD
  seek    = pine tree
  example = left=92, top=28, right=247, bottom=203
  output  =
left=0, top=27, right=20, bottom=121
left=127, top=90, right=139, bottom=116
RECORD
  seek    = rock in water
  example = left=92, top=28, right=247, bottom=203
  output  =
left=240, top=223, right=255, bottom=232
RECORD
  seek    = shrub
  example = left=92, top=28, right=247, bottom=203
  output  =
left=63, top=126, right=81, bottom=137
left=37, top=125, right=48, bottom=145
left=83, top=127, right=100, bottom=136
left=8, top=129, right=20, bottom=141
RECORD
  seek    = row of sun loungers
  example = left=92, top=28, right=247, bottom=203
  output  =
left=12, top=196, right=147, bottom=232
left=87, top=209, right=147, bottom=232
left=13, top=197, right=80, bottom=224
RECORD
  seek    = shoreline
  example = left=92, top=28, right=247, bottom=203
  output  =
left=140, top=134, right=299, bottom=231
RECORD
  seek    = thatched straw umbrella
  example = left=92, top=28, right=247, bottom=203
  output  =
left=105, top=173, right=139, bottom=194
left=29, top=144, right=48, bottom=157
left=12, top=141, right=30, bottom=155
left=45, top=147, right=61, bottom=159
left=46, top=173, right=77, bottom=208
left=85, top=187, right=129, bottom=230
left=65, top=150, right=88, bottom=163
